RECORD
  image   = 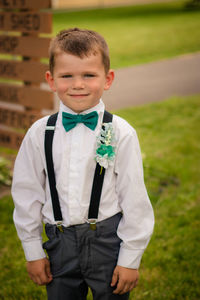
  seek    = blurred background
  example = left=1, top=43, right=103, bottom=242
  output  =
left=0, top=0, right=200, bottom=299
left=51, top=0, right=173, bottom=9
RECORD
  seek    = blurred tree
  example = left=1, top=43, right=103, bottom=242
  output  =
left=185, top=0, right=200, bottom=8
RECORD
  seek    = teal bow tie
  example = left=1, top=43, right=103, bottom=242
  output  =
left=62, top=111, right=98, bottom=132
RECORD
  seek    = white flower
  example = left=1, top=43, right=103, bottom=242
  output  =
left=95, top=122, right=116, bottom=169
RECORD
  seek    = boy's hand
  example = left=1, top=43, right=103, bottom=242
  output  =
left=111, top=265, right=139, bottom=295
left=27, top=258, right=53, bottom=286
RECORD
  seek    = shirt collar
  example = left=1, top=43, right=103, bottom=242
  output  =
left=59, top=99, right=105, bottom=114
left=57, top=99, right=105, bottom=127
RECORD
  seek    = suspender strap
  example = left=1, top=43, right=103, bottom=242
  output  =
left=44, top=110, right=113, bottom=226
left=88, top=110, right=113, bottom=221
left=44, top=112, right=62, bottom=222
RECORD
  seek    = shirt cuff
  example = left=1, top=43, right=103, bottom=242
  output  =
left=117, top=246, right=145, bottom=269
left=22, top=239, right=46, bottom=261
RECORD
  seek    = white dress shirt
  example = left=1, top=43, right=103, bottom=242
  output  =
left=12, top=99, right=154, bottom=268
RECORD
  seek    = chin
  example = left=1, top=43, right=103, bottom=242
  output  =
left=62, top=99, right=99, bottom=113
left=70, top=106, right=88, bottom=113
left=72, top=103, right=93, bottom=113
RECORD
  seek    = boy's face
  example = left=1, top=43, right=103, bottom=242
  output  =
left=46, top=51, right=114, bottom=113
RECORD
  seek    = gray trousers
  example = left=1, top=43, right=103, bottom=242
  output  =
left=43, top=213, right=129, bottom=300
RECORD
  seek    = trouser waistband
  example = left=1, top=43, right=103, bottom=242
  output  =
left=45, top=212, right=122, bottom=238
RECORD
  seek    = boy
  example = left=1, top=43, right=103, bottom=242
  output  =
left=12, top=28, right=154, bottom=300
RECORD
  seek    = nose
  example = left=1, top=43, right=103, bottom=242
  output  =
left=72, top=77, right=85, bottom=89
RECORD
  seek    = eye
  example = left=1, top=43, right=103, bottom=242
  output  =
left=84, top=74, right=96, bottom=78
left=61, top=74, right=72, bottom=78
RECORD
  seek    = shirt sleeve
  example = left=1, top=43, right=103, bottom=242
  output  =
left=115, top=125, right=154, bottom=269
left=12, top=125, right=47, bottom=261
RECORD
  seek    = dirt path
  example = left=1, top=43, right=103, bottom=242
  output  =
left=103, top=52, right=200, bottom=110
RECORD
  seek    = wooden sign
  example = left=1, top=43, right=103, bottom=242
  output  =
left=0, top=59, right=48, bottom=83
left=0, top=11, right=52, bottom=33
left=0, top=0, right=53, bottom=149
left=0, top=106, right=42, bottom=129
left=0, top=83, right=54, bottom=110
left=0, top=128, right=24, bottom=149
left=0, top=0, right=51, bottom=10
left=0, top=35, right=51, bottom=57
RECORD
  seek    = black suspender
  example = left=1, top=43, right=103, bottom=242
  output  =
left=44, top=110, right=113, bottom=229
left=88, top=111, right=113, bottom=223
left=44, top=112, right=62, bottom=222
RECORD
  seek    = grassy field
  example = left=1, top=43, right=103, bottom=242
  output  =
left=115, top=95, right=200, bottom=299
left=0, top=94, right=200, bottom=299
left=0, top=1, right=200, bottom=298
left=53, top=1, right=200, bottom=69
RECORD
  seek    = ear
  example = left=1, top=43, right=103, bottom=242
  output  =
left=45, top=71, right=57, bottom=92
left=104, top=69, right=115, bottom=91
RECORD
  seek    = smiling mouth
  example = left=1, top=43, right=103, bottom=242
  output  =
left=69, top=94, right=89, bottom=97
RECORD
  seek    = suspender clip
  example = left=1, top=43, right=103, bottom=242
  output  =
left=45, top=111, right=112, bottom=230
left=56, top=221, right=64, bottom=232
left=88, top=219, right=97, bottom=231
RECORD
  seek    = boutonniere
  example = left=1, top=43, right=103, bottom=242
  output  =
left=95, top=122, right=116, bottom=170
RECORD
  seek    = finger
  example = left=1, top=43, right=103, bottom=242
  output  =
left=114, top=279, right=138, bottom=295
left=135, top=278, right=139, bottom=286
left=120, top=283, right=137, bottom=295
left=113, top=279, right=124, bottom=294
left=45, top=261, right=53, bottom=281
left=129, top=279, right=139, bottom=291
left=133, top=277, right=139, bottom=288
left=119, top=284, right=131, bottom=295
left=129, top=283, right=136, bottom=291
left=36, top=276, right=44, bottom=286
left=111, top=270, right=118, bottom=287
left=30, top=274, right=42, bottom=286
left=40, top=272, right=52, bottom=285
left=33, top=270, right=50, bottom=286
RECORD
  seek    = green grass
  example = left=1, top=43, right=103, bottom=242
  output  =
left=53, top=1, right=200, bottom=69
left=114, top=95, right=200, bottom=300
left=1, top=94, right=200, bottom=299
left=0, top=194, right=47, bottom=299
